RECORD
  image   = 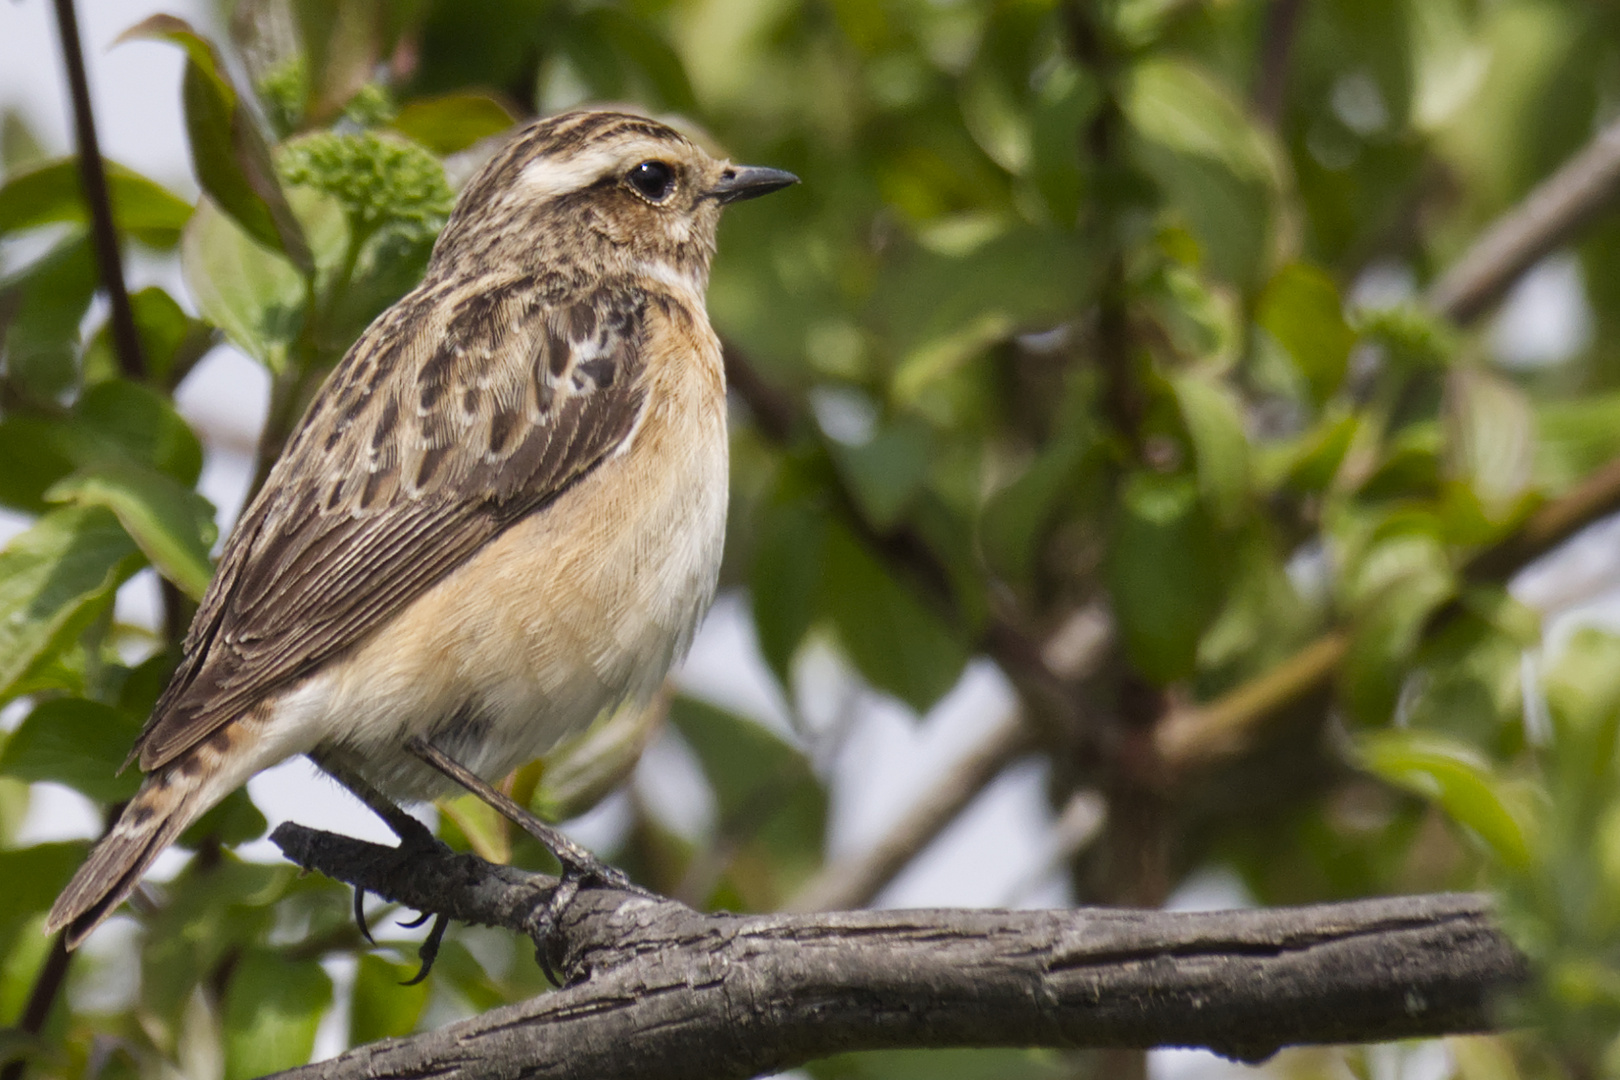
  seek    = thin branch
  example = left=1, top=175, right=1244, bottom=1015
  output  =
left=1159, top=444, right=1620, bottom=769
left=784, top=710, right=1035, bottom=912
left=50, top=0, right=145, bottom=381
left=269, top=823, right=1528, bottom=1079
left=1253, top=0, right=1308, bottom=129
left=0, top=934, right=70, bottom=1080
left=1425, top=114, right=1620, bottom=323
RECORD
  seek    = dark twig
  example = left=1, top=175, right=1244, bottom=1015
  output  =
left=50, top=0, right=145, bottom=381
left=1253, top=0, right=1308, bottom=128
left=270, top=823, right=1528, bottom=1079
left=0, top=933, right=70, bottom=1080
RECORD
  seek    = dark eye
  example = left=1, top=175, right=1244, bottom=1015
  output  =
left=626, top=160, right=676, bottom=202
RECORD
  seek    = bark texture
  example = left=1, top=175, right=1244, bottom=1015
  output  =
left=269, top=823, right=1528, bottom=1080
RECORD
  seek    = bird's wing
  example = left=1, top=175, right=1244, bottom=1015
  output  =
left=134, top=277, right=656, bottom=771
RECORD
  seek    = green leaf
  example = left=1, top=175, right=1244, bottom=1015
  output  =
left=0, top=843, right=84, bottom=962
left=390, top=93, right=516, bottom=155
left=668, top=696, right=825, bottom=903
left=222, top=948, right=332, bottom=1079
left=0, top=381, right=206, bottom=513
left=832, top=419, right=933, bottom=529
left=83, top=287, right=216, bottom=389
left=72, top=379, right=205, bottom=486
left=820, top=524, right=967, bottom=713
left=1, top=235, right=98, bottom=403
left=181, top=196, right=306, bottom=371
left=1104, top=471, right=1223, bottom=683
left=531, top=695, right=667, bottom=822
left=574, top=9, right=699, bottom=112
left=349, top=953, right=430, bottom=1045
left=1442, top=366, right=1535, bottom=521
left=47, top=462, right=217, bottom=600
left=1258, top=263, right=1355, bottom=404
left=179, top=788, right=267, bottom=849
left=1123, top=58, right=1282, bottom=288
left=1357, top=729, right=1532, bottom=871
left=0, top=417, right=78, bottom=514
left=0, top=158, right=193, bottom=246
left=878, top=227, right=1094, bottom=400
left=980, top=431, right=1089, bottom=585
left=1171, top=373, right=1249, bottom=527
left=1536, top=391, right=1620, bottom=492
left=750, top=496, right=828, bottom=687
left=0, top=505, right=142, bottom=700
left=0, top=697, right=141, bottom=803
left=121, top=15, right=312, bottom=275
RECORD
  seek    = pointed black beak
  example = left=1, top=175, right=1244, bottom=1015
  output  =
left=709, top=165, right=800, bottom=205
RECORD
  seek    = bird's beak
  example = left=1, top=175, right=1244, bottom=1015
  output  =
left=708, top=165, right=800, bottom=204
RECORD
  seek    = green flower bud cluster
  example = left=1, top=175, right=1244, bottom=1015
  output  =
left=277, top=131, right=453, bottom=244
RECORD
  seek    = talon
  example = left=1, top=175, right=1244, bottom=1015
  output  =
left=398, top=909, right=433, bottom=929
left=528, top=872, right=582, bottom=986
left=354, top=887, right=375, bottom=945
left=400, top=912, right=450, bottom=985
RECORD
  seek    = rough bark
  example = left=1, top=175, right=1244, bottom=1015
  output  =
left=268, top=823, right=1529, bottom=1080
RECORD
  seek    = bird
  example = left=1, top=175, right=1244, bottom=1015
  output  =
left=46, top=108, right=798, bottom=950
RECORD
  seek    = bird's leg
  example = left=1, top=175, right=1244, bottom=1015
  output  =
left=307, top=749, right=450, bottom=975
left=403, top=736, right=645, bottom=890
left=308, top=750, right=439, bottom=849
left=404, top=735, right=655, bottom=977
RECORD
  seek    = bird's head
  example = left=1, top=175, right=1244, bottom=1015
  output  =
left=430, top=109, right=797, bottom=288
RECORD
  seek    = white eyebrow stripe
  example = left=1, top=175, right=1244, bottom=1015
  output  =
left=516, top=145, right=624, bottom=200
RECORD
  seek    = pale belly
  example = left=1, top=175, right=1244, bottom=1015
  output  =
left=267, top=392, right=729, bottom=801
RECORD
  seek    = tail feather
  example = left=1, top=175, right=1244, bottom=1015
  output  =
left=46, top=767, right=214, bottom=949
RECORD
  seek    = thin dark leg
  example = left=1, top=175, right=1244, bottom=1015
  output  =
left=404, top=736, right=648, bottom=894
left=307, top=749, right=437, bottom=847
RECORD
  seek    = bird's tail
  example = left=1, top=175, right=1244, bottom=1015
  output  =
left=46, top=757, right=226, bottom=949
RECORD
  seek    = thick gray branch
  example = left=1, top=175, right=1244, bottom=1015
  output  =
left=268, top=823, right=1528, bottom=1080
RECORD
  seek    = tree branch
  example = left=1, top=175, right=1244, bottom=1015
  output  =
left=1253, top=0, right=1307, bottom=129
left=50, top=0, right=145, bottom=381
left=1425, top=114, right=1620, bottom=324
left=783, top=709, right=1035, bottom=912
left=269, top=824, right=1527, bottom=1079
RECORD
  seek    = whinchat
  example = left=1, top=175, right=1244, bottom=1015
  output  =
left=48, top=109, right=797, bottom=947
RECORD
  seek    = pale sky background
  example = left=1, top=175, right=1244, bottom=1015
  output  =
left=1, top=3, right=1614, bottom=1078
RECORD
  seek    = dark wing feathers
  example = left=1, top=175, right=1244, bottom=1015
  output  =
left=134, top=279, right=649, bottom=771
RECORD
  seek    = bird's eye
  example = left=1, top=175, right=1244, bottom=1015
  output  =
left=626, top=160, right=676, bottom=202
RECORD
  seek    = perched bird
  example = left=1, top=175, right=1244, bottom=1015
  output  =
left=47, top=109, right=798, bottom=949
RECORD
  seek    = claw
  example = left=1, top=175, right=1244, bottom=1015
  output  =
left=397, top=909, right=434, bottom=930
left=400, top=913, right=450, bottom=986
left=353, top=887, right=375, bottom=945
left=529, top=873, right=581, bottom=987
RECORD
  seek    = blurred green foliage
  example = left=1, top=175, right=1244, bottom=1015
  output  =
left=4, top=0, right=1620, bottom=1076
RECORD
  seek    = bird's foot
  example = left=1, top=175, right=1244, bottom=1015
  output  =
left=403, top=736, right=658, bottom=983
